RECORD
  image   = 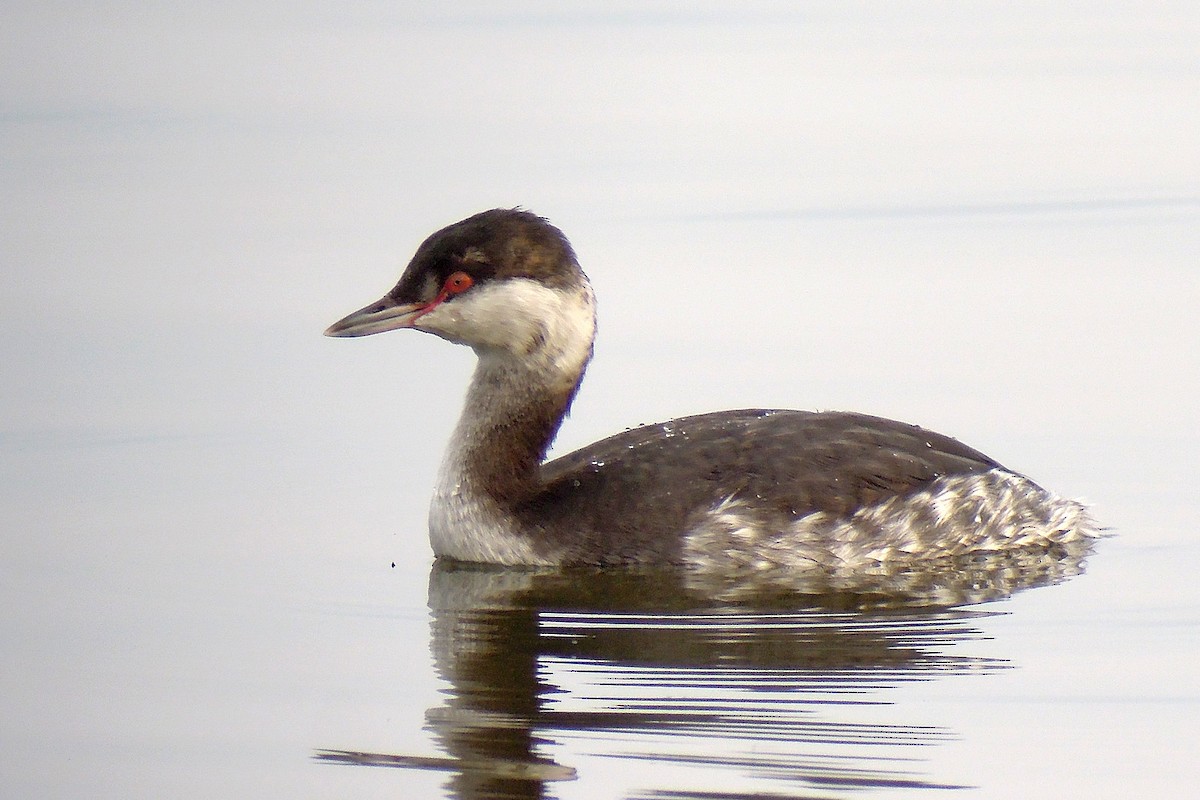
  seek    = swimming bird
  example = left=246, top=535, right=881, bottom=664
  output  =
left=325, top=209, right=1095, bottom=574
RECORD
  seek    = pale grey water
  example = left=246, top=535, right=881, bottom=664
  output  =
left=2, top=4, right=1198, bottom=798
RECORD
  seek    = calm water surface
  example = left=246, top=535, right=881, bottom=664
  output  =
left=308, top=533, right=1195, bottom=800
left=3, top=4, right=1198, bottom=798
left=318, top=560, right=1083, bottom=796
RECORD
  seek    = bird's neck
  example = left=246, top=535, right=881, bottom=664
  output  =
left=428, top=353, right=585, bottom=565
left=427, top=278, right=596, bottom=564
left=441, top=351, right=586, bottom=503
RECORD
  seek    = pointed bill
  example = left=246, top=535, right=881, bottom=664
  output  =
left=324, top=296, right=427, bottom=338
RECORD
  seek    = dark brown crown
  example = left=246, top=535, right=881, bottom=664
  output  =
left=388, top=209, right=582, bottom=304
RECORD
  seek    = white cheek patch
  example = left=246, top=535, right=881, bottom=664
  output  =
left=419, top=278, right=596, bottom=378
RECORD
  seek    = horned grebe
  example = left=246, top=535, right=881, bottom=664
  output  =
left=326, top=209, right=1096, bottom=573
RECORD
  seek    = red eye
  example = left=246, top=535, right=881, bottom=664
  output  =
left=443, top=271, right=474, bottom=295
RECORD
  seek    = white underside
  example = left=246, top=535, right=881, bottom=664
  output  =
left=429, top=476, right=556, bottom=565
left=429, top=463, right=1098, bottom=570
left=683, top=468, right=1097, bottom=577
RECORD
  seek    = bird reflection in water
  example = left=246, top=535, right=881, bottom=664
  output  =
left=316, top=541, right=1094, bottom=797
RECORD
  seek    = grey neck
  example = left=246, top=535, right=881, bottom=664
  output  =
left=447, top=352, right=583, bottom=502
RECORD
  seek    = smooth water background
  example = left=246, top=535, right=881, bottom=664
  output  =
left=2, top=3, right=1197, bottom=798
